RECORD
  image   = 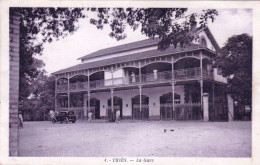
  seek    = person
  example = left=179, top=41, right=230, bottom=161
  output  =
left=153, top=69, right=158, bottom=80
left=18, top=111, right=23, bottom=128
left=116, top=109, right=120, bottom=123
left=88, top=110, right=93, bottom=122
left=131, top=72, right=136, bottom=83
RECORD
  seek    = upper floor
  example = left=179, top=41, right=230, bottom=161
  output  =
left=53, top=27, right=227, bottom=93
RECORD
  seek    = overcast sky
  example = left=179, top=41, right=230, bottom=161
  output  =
left=38, top=8, right=252, bottom=75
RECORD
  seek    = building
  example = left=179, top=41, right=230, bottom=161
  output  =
left=52, top=27, right=234, bottom=122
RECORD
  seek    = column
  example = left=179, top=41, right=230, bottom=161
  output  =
left=203, top=93, right=209, bottom=121
left=67, top=75, right=70, bottom=110
left=212, top=82, right=215, bottom=112
left=139, top=61, right=142, bottom=83
left=139, top=85, right=142, bottom=119
left=200, top=51, right=203, bottom=118
left=83, top=94, right=87, bottom=118
left=55, top=77, right=57, bottom=111
left=87, top=71, right=90, bottom=118
left=171, top=56, right=175, bottom=120
left=171, top=82, right=176, bottom=119
left=110, top=87, right=114, bottom=120
left=87, top=91, right=91, bottom=119
left=227, top=94, right=234, bottom=121
left=171, top=56, right=174, bottom=80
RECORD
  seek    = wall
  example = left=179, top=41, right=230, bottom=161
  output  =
left=213, top=68, right=228, bottom=83
left=90, top=85, right=185, bottom=119
left=9, top=11, right=20, bottom=156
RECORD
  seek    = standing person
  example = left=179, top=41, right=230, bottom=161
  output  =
left=116, top=109, right=120, bottom=123
left=131, top=72, right=136, bottom=83
left=50, top=110, right=57, bottom=123
left=153, top=69, right=158, bottom=80
left=88, top=110, right=93, bottom=122
left=18, top=111, right=23, bottom=128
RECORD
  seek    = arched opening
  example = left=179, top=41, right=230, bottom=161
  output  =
left=57, top=93, right=68, bottom=109
left=69, top=75, right=88, bottom=91
left=107, top=96, right=123, bottom=119
left=89, top=71, right=105, bottom=88
left=57, top=77, right=68, bottom=85
left=174, top=58, right=200, bottom=79
left=141, top=62, right=172, bottom=82
left=69, top=75, right=88, bottom=83
left=123, top=67, right=139, bottom=84
left=87, top=98, right=100, bottom=119
left=57, top=78, right=68, bottom=92
left=174, top=57, right=200, bottom=70
left=202, top=58, right=212, bottom=78
left=159, top=92, right=181, bottom=119
left=132, top=95, right=149, bottom=119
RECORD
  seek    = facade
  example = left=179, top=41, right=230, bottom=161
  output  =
left=53, top=27, right=234, bottom=121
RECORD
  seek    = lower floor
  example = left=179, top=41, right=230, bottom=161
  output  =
left=56, top=81, right=234, bottom=121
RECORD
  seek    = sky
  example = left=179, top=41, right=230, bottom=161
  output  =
left=38, top=8, right=252, bottom=75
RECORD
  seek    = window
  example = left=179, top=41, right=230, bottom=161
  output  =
left=200, top=36, right=207, bottom=47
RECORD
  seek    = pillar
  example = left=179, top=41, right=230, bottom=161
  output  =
left=67, top=75, right=70, bottom=110
left=55, top=78, right=57, bottom=111
left=171, top=82, right=175, bottom=119
left=9, top=9, right=21, bottom=156
left=203, top=93, right=209, bottom=121
left=139, top=85, right=142, bottom=119
left=83, top=94, right=87, bottom=118
left=87, top=71, right=90, bottom=118
left=88, top=91, right=90, bottom=118
left=110, top=88, right=114, bottom=120
left=200, top=51, right=204, bottom=118
left=227, top=94, right=234, bottom=121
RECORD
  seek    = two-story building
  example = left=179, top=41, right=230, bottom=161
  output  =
left=52, top=27, right=234, bottom=122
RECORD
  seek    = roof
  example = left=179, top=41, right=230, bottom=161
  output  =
left=77, top=38, right=161, bottom=60
left=203, top=27, right=220, bottom=50
left=78, top=27, right=219, bottom=61
left=53, top=43, right=211, bottom=75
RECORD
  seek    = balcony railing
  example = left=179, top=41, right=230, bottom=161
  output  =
left=57, top=67, right=212, bottom=92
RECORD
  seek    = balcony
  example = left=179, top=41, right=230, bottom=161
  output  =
left=57, top=67, right=212, bottom=92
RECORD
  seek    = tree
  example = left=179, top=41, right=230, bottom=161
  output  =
left=214, top=34, right=252, bottom=106
left=19, top=75, right=55, bottom=121
left=88, top=8, right=218, bottom=49
left=11, top=8, right=85, bottom=102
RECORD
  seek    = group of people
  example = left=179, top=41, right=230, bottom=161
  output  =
left=130, top=69, right=158, bottom=83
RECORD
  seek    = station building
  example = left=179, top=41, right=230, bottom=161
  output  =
left=52, top=27, right=234, bottom=121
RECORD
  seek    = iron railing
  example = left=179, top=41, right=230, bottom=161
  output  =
left=57, top=67, right=212, bottom=92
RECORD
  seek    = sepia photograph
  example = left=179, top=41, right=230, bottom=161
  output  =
left=1, top=1, right=259, bottom=164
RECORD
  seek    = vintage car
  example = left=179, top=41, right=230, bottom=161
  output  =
left=52, top=111, right=76, bottom=123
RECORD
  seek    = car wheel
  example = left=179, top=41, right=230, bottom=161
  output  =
left=72, top=121, right=75, bottom=123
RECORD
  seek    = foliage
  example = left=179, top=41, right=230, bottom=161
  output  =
left=10, top=8, right=85, bottom=102
left=88, top=8, right=218, bottom=49
left=19, top=75, right=55, bottom=121
left=214, top=34, right=252, bottom=106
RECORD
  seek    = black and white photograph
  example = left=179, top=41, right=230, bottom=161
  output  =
left=1, top=1, right=260, bottom=165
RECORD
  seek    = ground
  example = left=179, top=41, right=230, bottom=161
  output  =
left=18, top=120, right=251, bottom=157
